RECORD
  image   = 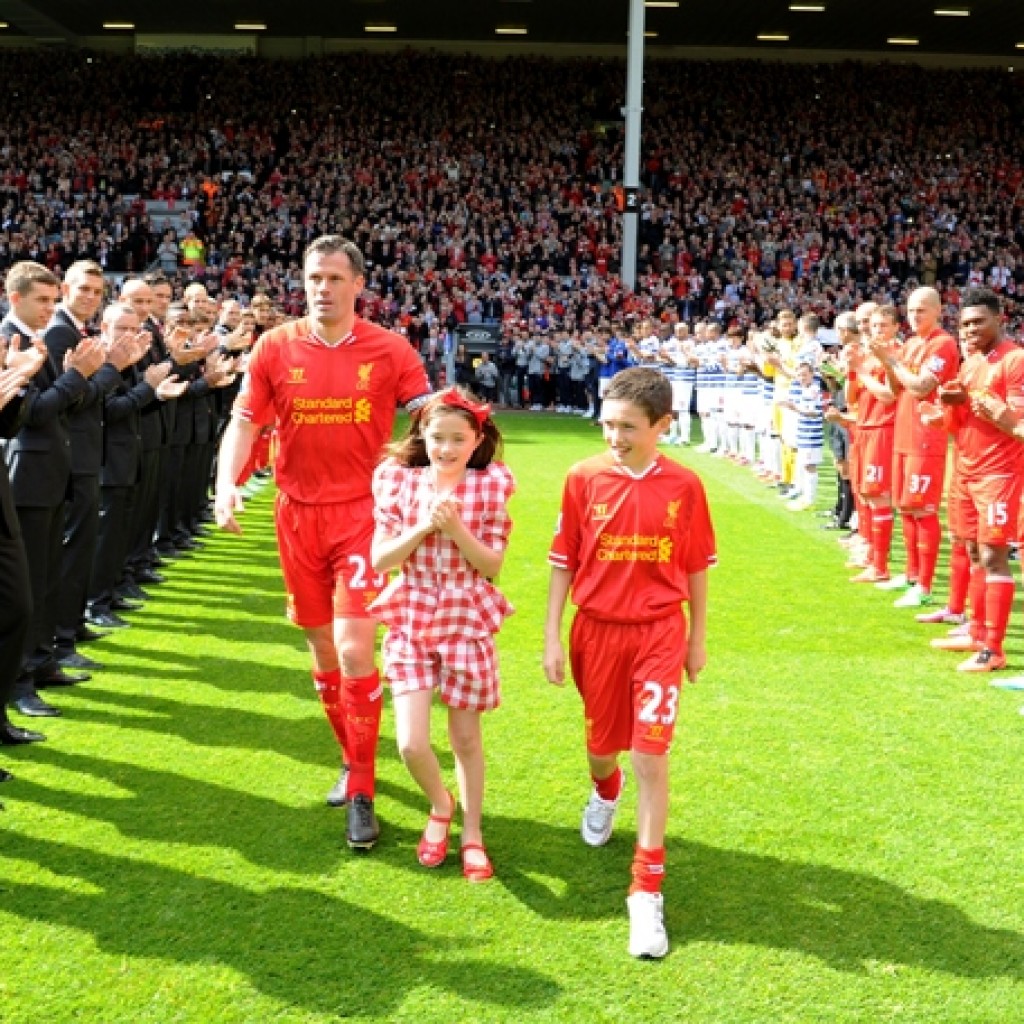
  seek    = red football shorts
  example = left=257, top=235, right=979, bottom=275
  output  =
left=856, top=426, right=895, bottom=497
left=848, top=429, right=861, bottom=491
left=569, top=610, right=687, bottom=757
left=945, top=466, right=965, bottom=539
left=274, top=492, right=384, bottom=626
left=894, top=452, right=946, bottom=513
left=953, top=474, right=1023, bottom=548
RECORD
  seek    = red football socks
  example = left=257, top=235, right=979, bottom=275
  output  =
left=985, top=575, right=1016, bottom=655
left=968, top=565, right=987, bottom=641
left=343, top=670, right=383, bottom=799
left=900, top=514, right=920, bottom=583
left=593, top=765, right=624, bottom=802
left=871, top=509, right=894, bottom=575
left=916, top=514, right=942, bottom=592
left=948, top=541, right=970, bottom=615
left=629, top=844, right=666, bottom=895
left=312, top=668, right=349, bottom=760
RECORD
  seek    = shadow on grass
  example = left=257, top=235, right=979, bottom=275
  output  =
left=9, top=751, right=1023, bottom=980
left=39, top=685, right=405, bottom=773
left=0, top=832, right=561, bottom=1016
left=665, top=839, right=1024, bottom=977
left=15, top=747, right=358, bottom=874
left=486, top=816, right=1024, bottom=979
left=71, top=647, right=307, bottom=695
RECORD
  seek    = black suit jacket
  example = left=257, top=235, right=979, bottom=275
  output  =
left=0, top=389, right=29, bottom=538
left=1, top=317, right=91, bottom=508
left=44, top=309, right=122, bottom=476
left=100, top=365, right=156, bottom=488
left=139, top=317, right=176, bottom=450
left=169, top=358, right=201, bottom=447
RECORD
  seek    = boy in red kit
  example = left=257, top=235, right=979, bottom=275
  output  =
left=214, top=236, right=431, bottom=849
left=925, top=289, right=1024, bottom=672
left=543, top=367, right=716, bottom=960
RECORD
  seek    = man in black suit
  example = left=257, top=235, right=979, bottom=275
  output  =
left=153, top=300, right=221, bottom=557
left=3, top=262, right=106, bottom=719
left=85, top=303, right=184, bottom=629
left=142, top=272, right=180, bottom=572
left=119, top=278, right=171, bottom=599
left=0, top=333, right=49, bottom=759
left=50, top=262, right=144, bottom=669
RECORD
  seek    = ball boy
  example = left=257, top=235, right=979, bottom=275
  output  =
left=543, top=367, right=717, bottom=959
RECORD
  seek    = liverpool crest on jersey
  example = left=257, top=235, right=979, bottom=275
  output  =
left=356, top=362, right=375, bottom=390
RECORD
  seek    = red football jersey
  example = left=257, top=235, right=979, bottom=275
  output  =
left=855, top=363, right=897, bottom=429
left=894, top=327, right=959, bottom=454
left=954, top=339, right=1024, bottom=480
left=549, top=452, right=717, bottom=623
left=235, top=316, right=430, bottom=504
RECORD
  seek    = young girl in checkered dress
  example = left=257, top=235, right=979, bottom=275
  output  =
left=370, top=386, right=515, bottom=881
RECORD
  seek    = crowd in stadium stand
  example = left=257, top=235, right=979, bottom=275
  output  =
left=1, top=51, right=1023, bottom=345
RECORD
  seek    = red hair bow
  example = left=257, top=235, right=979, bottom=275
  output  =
left=439, top=389, right=491, bottom=429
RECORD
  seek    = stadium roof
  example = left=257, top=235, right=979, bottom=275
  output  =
left=2, top=0, right=1024, bottom=58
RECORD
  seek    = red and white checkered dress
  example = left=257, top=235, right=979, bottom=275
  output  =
left=369, top=458, right=515, bottom=711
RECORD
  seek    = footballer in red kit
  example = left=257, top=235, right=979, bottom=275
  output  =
left=928, top=289, right=1024, bottom=673
left=215, top=236, right=431, bottom=850
left=544, top=367, right=715, bottom=961
left=873, top=287, right=959, bottom=607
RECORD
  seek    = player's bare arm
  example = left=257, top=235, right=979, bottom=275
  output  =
left=543, top=567, right=573, bottom=686
left=685, top=570, right=708, bottom=683
left=214, top=416, right=261, bottom=534
left=371, top=517, right=437, bottom=575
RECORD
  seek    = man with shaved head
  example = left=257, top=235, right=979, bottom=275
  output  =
left=871, top=286, right=959, bottom=609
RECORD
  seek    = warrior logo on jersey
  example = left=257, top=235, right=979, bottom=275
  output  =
left=356, top=362, right=375, bottom=390
left=591, top=503, right=611, bottom=521
left=663, top=499, right=680, bottom=529
left=287, top=367, right=306, bottom=384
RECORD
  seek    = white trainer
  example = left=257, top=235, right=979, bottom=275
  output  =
left=874, top=573, right=908, bottom=591
left=580, top=773, right=625, bottom=847
left=627, top=891, right=669, bottom=959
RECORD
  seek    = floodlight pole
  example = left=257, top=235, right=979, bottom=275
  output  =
left=621, top=0, right=645, bottom=292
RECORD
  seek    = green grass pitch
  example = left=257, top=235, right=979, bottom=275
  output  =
left=2, top=412, right=1024, bottom=1023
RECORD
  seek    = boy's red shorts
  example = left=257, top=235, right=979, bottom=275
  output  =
left=569, top=610, right=687, bottom=757
left=274, top=492, right=385, bottom=626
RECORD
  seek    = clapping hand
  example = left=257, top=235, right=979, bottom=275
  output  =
left=65, top=336, right=106, bottom=378
left=144, top=360, right=173, bottom=388
left=429, top=496, right=464, bottom=536
left=0, top=366, right=27, bottom=411
left=919, top=401, right=944, bottom=428
left=4, top=333, right=47, bottom=382
left=971, top=391, right=1017, bottom=432
left=937, top=381, right=968, bottom=406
